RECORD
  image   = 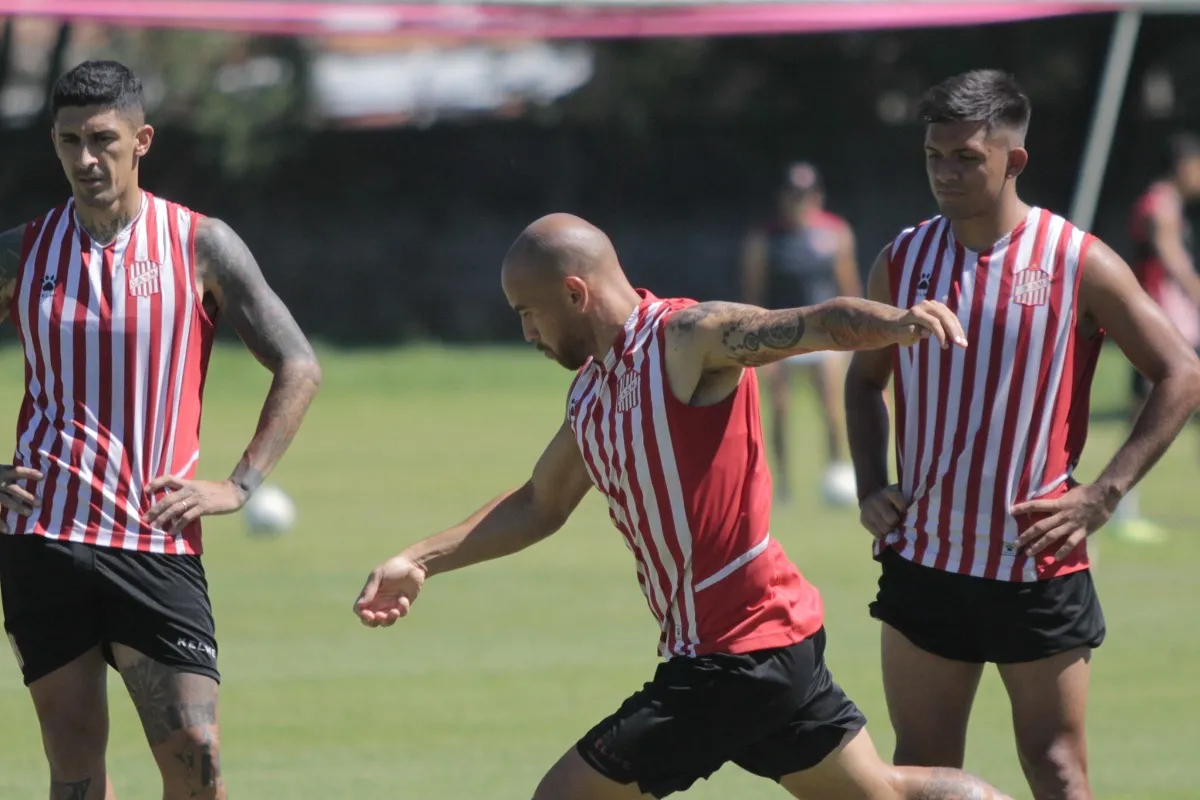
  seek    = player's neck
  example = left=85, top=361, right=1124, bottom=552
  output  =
left=74, top=185, right=143, bottom=246
left=589, top=285, right=643, bottom=361
left=950, top=195, right=1030, bottom=252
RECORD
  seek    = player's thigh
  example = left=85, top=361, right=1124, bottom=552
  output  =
left=27, top=647, right=112, bottom=770
left=998, top=648, right=1092, bottom=779
left=112, top=643, right=223, bottom=791
left=777, top=728, right=895, bottom=800
left=869, top=550, right=985, bottom=765
left=534, top=747, right=653, bottom=800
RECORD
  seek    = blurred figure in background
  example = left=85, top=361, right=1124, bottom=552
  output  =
left=1113, top=132, right=1200, bottom=543
left=741, top=162, right=861, bottom=506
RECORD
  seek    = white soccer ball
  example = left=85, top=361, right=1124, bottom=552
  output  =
left=242, top=484, right=297, bottom=535
left=821, top=463, right=859, bottom=508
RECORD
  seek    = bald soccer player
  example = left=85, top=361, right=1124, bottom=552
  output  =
left=352, top=214, right=1013, bottom=800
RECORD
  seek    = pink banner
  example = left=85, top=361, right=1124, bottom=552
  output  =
left=1, top=1, right=1117, bottom=38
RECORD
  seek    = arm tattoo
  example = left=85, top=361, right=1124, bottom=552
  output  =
left=671, top=299, right=904, bottom=368
left=0, top=225, right=26, bottom=320
left=195, top=218, right=321, bottom=498
left=50, top=779, right=92, bottom=800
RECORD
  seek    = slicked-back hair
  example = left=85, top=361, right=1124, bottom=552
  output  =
left=918, top=69, right=1031, bottom=136
left=51, top=60, right=144, bottom=121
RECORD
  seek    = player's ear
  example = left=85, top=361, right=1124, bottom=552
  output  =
left=133, top=123, right=154, bottom=159
left=564, top=275, right=589, bottom=311
left=1006, top=147, right=1029, bottom=179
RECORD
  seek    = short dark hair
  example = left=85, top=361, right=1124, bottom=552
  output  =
left=918, top=69, right=1031, bottom=135
left=51, top=60, right=144, bottom=120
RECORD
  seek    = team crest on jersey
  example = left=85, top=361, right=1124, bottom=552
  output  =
left=128, top=260, right=163, bottom=297
left=616, top=370, right=641, bottom=413
left=1012, top=267, right=1052, bottom=307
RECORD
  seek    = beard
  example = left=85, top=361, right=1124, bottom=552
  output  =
left=538, top=332, right=590, bottom=371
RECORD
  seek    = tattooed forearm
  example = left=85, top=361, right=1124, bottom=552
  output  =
left=196, top=218, right=322, bottom=499
left=50, top=778, right=92, bottom=800
left=671, top=298, right=908, bottom=369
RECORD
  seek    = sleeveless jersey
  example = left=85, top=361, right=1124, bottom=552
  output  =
left=881, top=207, right=1101, bottom=582
left=763, top=211, right=847, bottom=309
left=5, top=192, right=217, bottom=555
left=1130, top=182, right=1199, bottom=346
left=566, top=290, right=824, bottom=658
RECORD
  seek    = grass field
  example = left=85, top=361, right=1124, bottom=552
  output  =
left=0, top=342, right=1197, bottom=799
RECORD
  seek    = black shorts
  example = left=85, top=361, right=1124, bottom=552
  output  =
left=869, top=547, right=1105, bottom=664
left=576, top=628, right=866, bottom=798
left=0, top=533, right=219, bottom=686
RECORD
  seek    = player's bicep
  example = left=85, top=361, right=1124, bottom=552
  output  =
left=1082, top=240, right=1196, bottom=384
left=847, top=247, right=894, bottom=388
left=197, top=218, right=316, bottom=371
left=529, top=419, right=592, bottom=529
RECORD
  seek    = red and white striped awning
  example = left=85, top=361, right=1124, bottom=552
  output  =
left=1, top=1, right=1120, bottom=39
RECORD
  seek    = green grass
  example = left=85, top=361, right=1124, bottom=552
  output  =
left=0, top=342, right=1197, bottom=799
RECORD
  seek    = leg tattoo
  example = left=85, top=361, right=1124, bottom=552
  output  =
left=50, top=778, right=92, bottom=800
left=911, top=768, right=1005, bottom=800
left=121, top=656, right=223, bottom=797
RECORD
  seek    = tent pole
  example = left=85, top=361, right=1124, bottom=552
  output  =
left=1069, top=8, right=1143, bottom=231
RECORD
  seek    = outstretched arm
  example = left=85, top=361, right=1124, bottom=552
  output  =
left=146, top=217, right=322, bottom=531
left=0, top=224, right=27, bottom=324
left=667, top=292, right=964, bottom=372
left=1013, top=239, right=1200, bottom=559
left=353, top=419, right=593, bottom=625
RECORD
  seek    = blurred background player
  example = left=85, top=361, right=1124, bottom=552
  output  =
left=741, top=162, right=861, bottom=506
left=1111, top=132, right=1200, bottom=542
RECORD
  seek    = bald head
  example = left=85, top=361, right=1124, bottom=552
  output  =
left=501, top=213, right=620, bottom=285
left=501, top=213, right=638, bottom=371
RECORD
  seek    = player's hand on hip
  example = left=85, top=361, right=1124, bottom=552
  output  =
left=0, top=465, right=43, bottom=531
left=144, top=476, right=247, bottom=533
left=1011, top=483, right=1114, bottom=561
left=895, top=300, right=968, bottom=349
left=354, top=555, right=426, bottom=628
left=859, top=484, right=907, bottom=540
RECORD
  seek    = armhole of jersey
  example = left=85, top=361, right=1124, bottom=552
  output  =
left=885, top=237, right=903, bottom=305
left=188, top=211, right=218, bottom=331
left=1074, top=231, right=1101, bottom=339
left=10, top=222, right=40, bottom=321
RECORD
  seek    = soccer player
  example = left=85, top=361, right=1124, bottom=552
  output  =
left=354, top=212, right=1014, bottom=800
left=0, top=61, right=321, bottom=800
left=1111, top=132, right=1200, bottom=541
left=740, top=162, right=861, bottom=506
left=845, top=70, right=1200, bottom=800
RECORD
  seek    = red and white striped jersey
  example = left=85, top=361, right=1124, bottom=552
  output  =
left=4, top=192, right=217, bottom=554
left=567, top=290, right=824, bottom=658
left=880, top=207, right=1102, bottom=582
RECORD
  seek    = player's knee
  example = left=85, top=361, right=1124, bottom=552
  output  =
left=158, top=728, right=223, bottom=798
left=1015, top=735, right=1090, bottom=800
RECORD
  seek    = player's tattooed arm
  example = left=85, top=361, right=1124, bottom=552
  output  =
left=197, top=218, right=322, bottom=501
left=669, top=294, right=964, bottom=371
left=0, top=224, right=27, bottom=323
